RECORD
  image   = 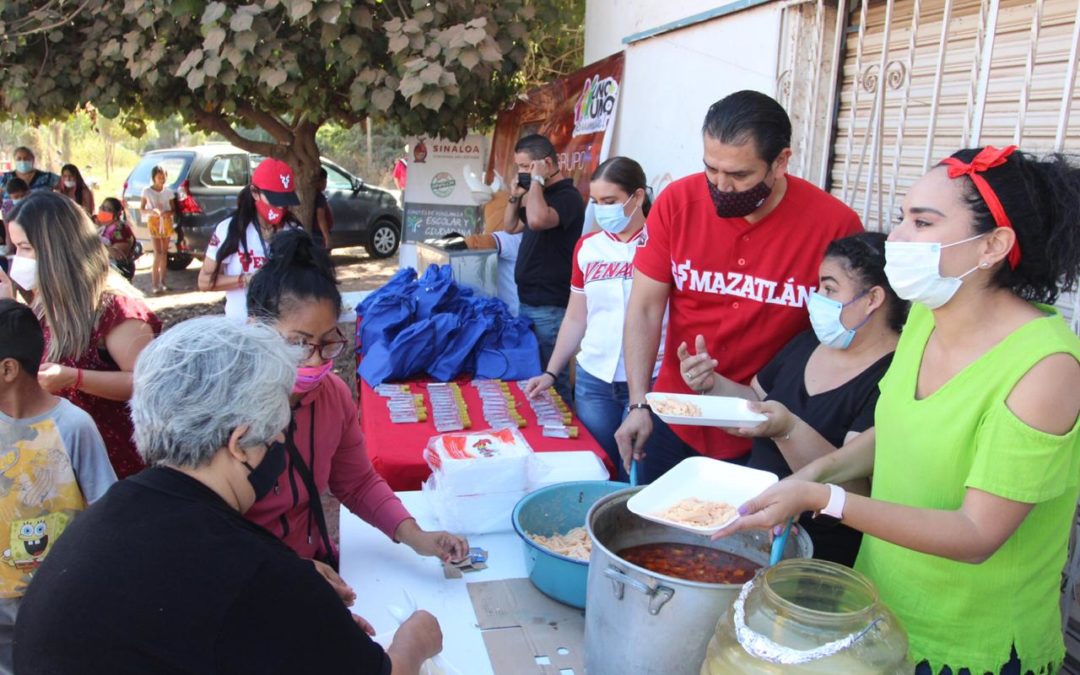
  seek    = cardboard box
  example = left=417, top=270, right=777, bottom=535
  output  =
left=468, top=578, right=586, bottom=675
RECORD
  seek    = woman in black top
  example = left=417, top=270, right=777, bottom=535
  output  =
left=679, top=232, right=907, bottom=565
left=15, top=317, right=442, bottom=675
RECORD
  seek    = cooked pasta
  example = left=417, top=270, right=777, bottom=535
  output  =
left=655, top=497, right=737, bottom=528
left=652, top=397, right=702, bottom=417
left=529, top=526, right=592, bottom=561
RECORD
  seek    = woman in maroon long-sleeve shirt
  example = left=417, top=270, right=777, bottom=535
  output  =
left=243, top=229, right=467, bottom=601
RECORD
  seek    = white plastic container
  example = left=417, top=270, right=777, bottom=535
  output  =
left=627, top=456, right=779, bottom=535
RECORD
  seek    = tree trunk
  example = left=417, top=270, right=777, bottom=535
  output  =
left=288, top=123, right=321, bottom=231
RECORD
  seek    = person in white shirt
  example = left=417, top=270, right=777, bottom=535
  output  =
left=491, top=229, right=522, bottom=316
left=198, top=158, right=302, bottom=322
left=523, top=157, right=665, bottom=478
left=140, top=166, right=175, bottom=295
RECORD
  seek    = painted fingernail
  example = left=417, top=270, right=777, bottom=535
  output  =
left=737, top=504, right=749, bottom=516
left=772, top=525, right=782, bottom=536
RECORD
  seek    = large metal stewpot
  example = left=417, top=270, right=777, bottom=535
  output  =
left=584, top=487, right=813, bottom=675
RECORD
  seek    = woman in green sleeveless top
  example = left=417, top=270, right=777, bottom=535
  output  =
left=721, top=146, right=1080, bottom=674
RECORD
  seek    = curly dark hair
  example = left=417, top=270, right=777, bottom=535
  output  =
left=825, top=232, right=909, bottom=332
left=942, top=148, right=1080, bottom=304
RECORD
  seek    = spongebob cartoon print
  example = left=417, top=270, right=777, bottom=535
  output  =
left=2, top=513, right=70, bottom=570
left=0, top=418, right=85, bottom=598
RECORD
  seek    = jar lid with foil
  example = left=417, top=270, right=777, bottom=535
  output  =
left=700, top=558, right=913, bottom=674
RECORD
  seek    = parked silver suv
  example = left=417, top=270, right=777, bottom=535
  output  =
left=123, top=144, right=402, bottom=269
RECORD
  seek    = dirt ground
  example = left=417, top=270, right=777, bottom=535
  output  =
left=135, top=245, right=400, bottom=546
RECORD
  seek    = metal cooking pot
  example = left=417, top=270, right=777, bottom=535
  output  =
left=584, top=487, right=813, bottom=675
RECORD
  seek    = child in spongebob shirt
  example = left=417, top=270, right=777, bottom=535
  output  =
left=0, top=300, right=115, bottom=674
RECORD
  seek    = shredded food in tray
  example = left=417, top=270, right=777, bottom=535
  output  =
left=652, top=397, right=702, bottom=417
left=529, top=526, right=591, bottom=561
left=655, top=497, right=738, bottom=528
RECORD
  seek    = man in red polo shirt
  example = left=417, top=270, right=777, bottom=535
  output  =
left=615, top=90, right=863, bottom=483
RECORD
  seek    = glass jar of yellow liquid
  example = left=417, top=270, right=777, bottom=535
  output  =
left=700, top=559, right=912, bottom=673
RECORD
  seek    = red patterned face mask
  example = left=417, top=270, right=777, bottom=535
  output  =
left=707, top=174, right=773, bottom=219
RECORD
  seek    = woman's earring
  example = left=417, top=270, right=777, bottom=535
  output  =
left=980, top=261, right=990, bottom=269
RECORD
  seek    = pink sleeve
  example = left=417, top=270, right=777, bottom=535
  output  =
left=326, top=378, right=412, bottom=540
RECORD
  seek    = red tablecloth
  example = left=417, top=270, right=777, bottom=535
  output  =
left=359, top=378, right=614, bottom=490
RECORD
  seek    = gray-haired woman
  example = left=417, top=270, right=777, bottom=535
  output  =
left=14, top=317, right=443, bottom=675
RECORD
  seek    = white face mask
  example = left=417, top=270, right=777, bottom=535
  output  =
left=807, top=291, right=871, bottom=350
left=8, top=256, right=37, bottom=291
left=884, top=234, right=986, bottom=310
left=63, top=179, right=76, bottom=189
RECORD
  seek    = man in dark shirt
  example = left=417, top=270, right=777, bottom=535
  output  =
left=502, top=134, right=585, bottom=403
left=14, top=317, right=441, bottom=675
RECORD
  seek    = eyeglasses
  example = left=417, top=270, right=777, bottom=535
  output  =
left=289, top=329, right=348, bottom=361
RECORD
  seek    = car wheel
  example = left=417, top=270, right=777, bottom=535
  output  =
left=365, top=220, right=399, bottom=259
left=166, top=252, right=195, bottom=270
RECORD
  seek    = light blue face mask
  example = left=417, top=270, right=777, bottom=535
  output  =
left=14, top=160, right=32, bottom=174
left=807, top=290, right=873, bottom=350
left=593, top=194, right=639, bottom=234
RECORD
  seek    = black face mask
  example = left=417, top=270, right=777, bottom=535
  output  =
left=243, top=441, right=287, bottom=501
left=517, top=172, right=532, bottom=192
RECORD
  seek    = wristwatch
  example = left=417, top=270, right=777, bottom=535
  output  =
left=508, top=195, right=521, bottom=204
left=531, top=174, right=546, bottom=188
left=813, top=484, right=846, bottom=524
left=627, top=402, right=651, bottom=413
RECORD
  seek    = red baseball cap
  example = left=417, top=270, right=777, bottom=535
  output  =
left=252, top=158, right=301, bottom=207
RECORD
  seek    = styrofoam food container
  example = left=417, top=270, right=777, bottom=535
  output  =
left=645, top=392, right=767, bottom=428
left=627, top=456, right=779, bottom=535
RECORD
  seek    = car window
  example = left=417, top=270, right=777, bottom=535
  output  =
left=126, top=153, right=192, bottom=196
left=324, top=165, right=355, bottom=192
left=202, top=155, right=249, bottom=187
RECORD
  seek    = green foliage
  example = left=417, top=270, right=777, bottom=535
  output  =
left=0, top=0, right=551, bottom=143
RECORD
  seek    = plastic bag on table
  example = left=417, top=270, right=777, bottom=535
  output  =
left=423, top=426, right=535, bottom=495
left=421, top=475, right=523, bottom=534
left=358, top=292, right=417, bottom=358
left=372, top=589, right=461, bottom=675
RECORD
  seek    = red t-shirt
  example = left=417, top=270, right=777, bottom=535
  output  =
left=634, top=173, right=863, bottom=459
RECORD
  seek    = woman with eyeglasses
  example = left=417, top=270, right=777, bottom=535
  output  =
left=244, top=229, right=468, bottom=601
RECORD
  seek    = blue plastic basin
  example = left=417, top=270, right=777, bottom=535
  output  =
left=512, top=480, right=627, bottom=609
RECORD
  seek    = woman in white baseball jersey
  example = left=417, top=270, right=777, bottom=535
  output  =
left=523, top=157, right=665, bottom=478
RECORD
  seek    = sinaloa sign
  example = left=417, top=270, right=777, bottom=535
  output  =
left=402, top=135, right=486, bottom=244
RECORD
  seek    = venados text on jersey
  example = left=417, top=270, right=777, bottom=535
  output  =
left=671, top=259, right=814, bottom=308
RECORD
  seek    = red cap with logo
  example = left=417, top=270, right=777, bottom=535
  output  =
left=251, top=158, right=301, bottom=207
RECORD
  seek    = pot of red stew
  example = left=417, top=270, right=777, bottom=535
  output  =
left=584, top=487, right=813, bottom=675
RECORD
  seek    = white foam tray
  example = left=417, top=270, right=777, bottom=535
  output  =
left=627, top=456, right=779, bottom=535
left=645, top=392, right=767, bottom=429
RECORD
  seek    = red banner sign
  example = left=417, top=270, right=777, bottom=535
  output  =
left=487, top=51, right=625, bottom=201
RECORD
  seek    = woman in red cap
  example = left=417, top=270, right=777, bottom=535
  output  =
left=720, top=147, right=1080, bottom=674
left=198, top=158, right=303, bottom=321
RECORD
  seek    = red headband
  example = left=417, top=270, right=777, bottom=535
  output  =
left=940, top=145, right=1021, bottom=270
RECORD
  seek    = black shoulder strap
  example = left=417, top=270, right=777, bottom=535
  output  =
left=283, top=410, right=338, bottom=570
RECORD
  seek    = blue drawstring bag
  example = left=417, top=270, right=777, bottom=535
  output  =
left=427, top=301, right=492, bottom=381
left=415, top=265, right=460, bottom=319
left=474, top=312, right=541, bottom=380
left=360, top=313, right=462, bottom=386
left=356, top=267, right=419, bottom=358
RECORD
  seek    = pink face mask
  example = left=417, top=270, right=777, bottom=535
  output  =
left=293, top=360, right=334, bottom=394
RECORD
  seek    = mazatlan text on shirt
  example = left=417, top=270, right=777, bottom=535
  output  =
left=672, top=259, right=814, bottom=308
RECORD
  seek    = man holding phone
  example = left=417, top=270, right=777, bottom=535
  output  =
left=501, top=134, right=585, bottom=403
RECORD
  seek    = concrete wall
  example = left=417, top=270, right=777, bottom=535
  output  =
left=584, top=0, right=728, bottom=65
left=601, top=3, right=784, bottom=194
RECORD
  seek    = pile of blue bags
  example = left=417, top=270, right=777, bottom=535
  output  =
left=356, top=265, right=542, bottom=386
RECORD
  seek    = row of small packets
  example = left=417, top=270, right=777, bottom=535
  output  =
left=374, top=379, right=578, bottom=438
